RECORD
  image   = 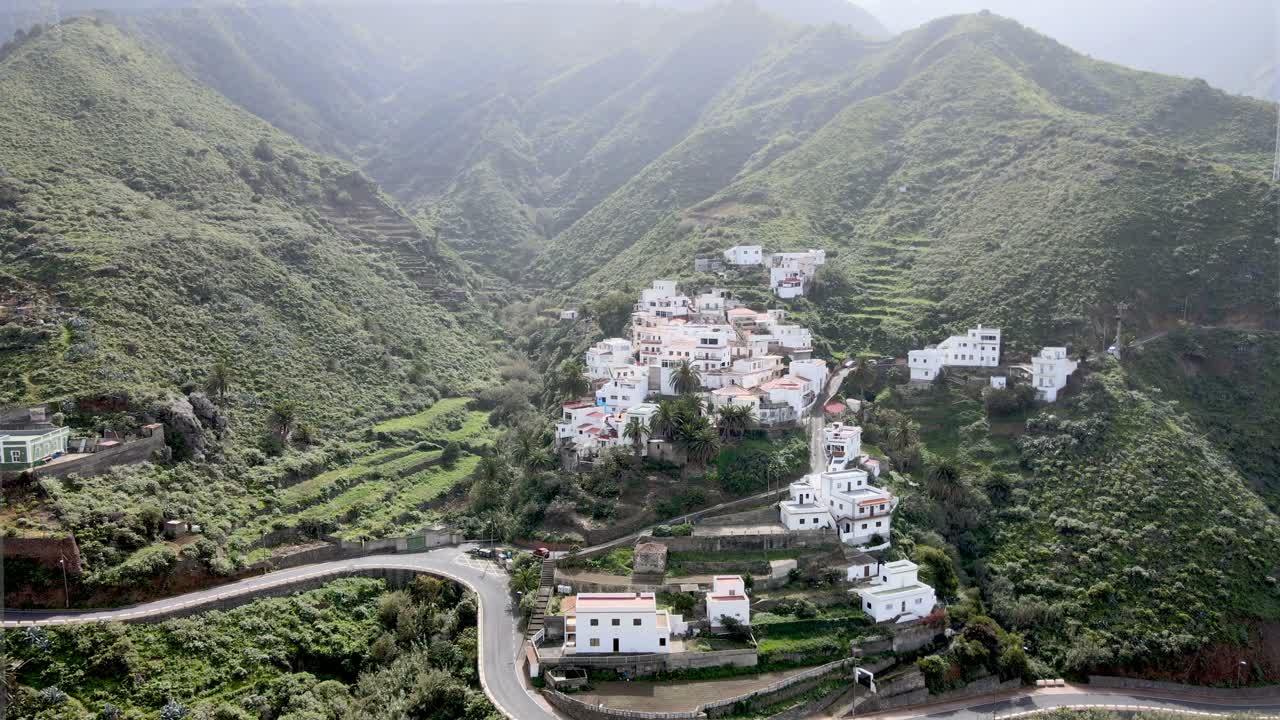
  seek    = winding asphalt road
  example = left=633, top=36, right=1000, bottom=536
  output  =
left=0, top=545, right=559, bottom=720
left=850, top=684, right=1280, bottom=720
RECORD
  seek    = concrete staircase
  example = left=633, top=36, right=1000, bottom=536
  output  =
left=525, top=558, right=557, bottom=639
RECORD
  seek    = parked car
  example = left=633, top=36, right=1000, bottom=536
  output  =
left=533, top=547, right=551, bottom=558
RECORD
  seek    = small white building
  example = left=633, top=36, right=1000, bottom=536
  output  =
left=723, top=245, right=764, bottom=266
left=909, top=326, right=1002, bottom=381
left=990, top=376, right=1007, bottom=389
left=1032, top=347, right=1077, bottom=403
left=565, top=593, right=684, bottom=654
left=560, top=309, right=579, bottom=321
left=856, top=560, right=937, bottom=624
left=596, top=369, right=648, bottom=413
left=846, top=552, right=880, bottom=582
left=706, top=576, right=751, bottom=629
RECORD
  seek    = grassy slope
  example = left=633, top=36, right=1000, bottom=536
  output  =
left=1126, top=329, right=1280, bottom=512
left=883, top=363, right=1280, bottom=678
left=987, top=365, right=1280, bottom=675
left=0, top=20, right=495, bottom=440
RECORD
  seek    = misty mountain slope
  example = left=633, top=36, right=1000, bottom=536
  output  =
left=0, top=19, right=494, bottom=441
left=545, top=13, right=1277, bottom=351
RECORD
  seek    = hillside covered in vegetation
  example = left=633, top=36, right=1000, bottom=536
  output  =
left=0, top=19, right=496, bottom=446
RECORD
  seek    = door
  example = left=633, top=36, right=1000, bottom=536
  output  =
left=612, top=638, right=620, bottom=652
left=864, top=565, right=871, bottom=577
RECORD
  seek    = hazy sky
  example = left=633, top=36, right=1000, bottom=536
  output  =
left=853, top=0, right=1279, bottom=98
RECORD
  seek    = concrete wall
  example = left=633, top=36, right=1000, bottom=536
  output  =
left=647, top=531, right=840, bottom=554
left=33, top=430, right=166, bottom=480
left=540, top=647, right=758, bottom=677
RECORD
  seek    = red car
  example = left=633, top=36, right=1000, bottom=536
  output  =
left=533, top=547, right=551, bottom=558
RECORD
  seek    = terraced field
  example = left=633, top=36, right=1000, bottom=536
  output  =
left=236, top=399, right=493, bottom=545
left=844, top=235, right=937, bottom=328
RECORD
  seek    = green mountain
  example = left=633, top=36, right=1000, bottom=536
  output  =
left=534, top=12, right=1277, bottom=354
left=0, top=19, right=495, bottom=446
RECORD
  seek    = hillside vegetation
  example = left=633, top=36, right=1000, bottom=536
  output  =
left=6, top=577, right=498, bottom=720
left=0, top=20, right=495, bottom=445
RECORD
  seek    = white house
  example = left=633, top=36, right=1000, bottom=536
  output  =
left=909, top=326, right=1002, bottom=381
left=586, top=338, right=635, bottom=380
left=856, top=560, right=937, bottom=624
left=781, top=469, right=896, bottom=546
left=596, top=366, right=649, bottom=413
left=823, top=422, right=861, bottom=471
left=768, top=250, right=826, bottom=299
left=846, top=552, right=880, bottom=582
left=723, top=245, right=764, bottom=266
left=560, top=309, right=579, bottom=321
left=708, top=385, right=762, bottom=415
left=564, top=593, right=685, bottom=654
left=706, top=576, right=751, bottom=629
left=990, top=376, right=1007, bottom=389
left=1032, top=347, right=1077, bottom=403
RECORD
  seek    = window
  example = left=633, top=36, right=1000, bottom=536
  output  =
left=612, top=619, right=621, bottom=626
left=590, top=619, right=599, bottom=627
left=9, top=450, right=20, bottom=463
left=659, top=638, right=667, bottom=647
left=875, top=521, right=882, bottom=528
left=866, top=602, right=872, bottom=610
left=633, top=619, right=642, bottom=626
left=590, top=638, right=601, bottom=647
left=884, top=603, right=893, bottom=610
left=799, top=518, right=806, bottom=525
left=861, top=523, right=868, bottom=530
left=915, top=598, right=923, bottom=605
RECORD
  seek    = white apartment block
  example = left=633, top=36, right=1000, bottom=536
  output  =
left=723, top=245, right=764, bottom=266
left=823, top=422, right=862, bottom=472
left=856, top=560, right=937, bottom=624
left=909, top=326, right=1002, bottom=381
left=781, top=469, right=896, bottom=546
left=768, top=250, right=825, bottom=299
left=596, top=366, right=649, bottom=413
left=556, top=401, right=658, bottom=460
left=1032, top=347, right=1077, bottom=403
left=706, top=576, right=751, bottom=629
left=565, top=593, right=686, bottom=654
left=586, top=338, right=635, bottom=380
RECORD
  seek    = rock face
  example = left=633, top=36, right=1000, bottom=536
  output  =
left=156, top=393, right=224, bottom=462
left=187, top=391, right=227, bottom=434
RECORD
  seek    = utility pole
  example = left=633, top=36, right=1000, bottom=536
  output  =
left=58, top=555, right=69, bottom=609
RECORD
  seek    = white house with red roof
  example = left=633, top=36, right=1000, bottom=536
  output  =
left=706, top=576, right=751, bottom=629
left=780, top=469, right=897, bottom=547
left=564, top=592, right=686, bottom=654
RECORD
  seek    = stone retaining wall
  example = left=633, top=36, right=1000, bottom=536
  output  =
left=33, top=430, right=167, bottom=480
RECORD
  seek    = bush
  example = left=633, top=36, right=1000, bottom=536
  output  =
left=917, top=654, right=951, bottom=694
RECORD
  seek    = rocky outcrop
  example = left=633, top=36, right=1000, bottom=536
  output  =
left=156, top=392, right=224, bottom=462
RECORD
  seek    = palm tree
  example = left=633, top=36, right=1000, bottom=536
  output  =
left=268, top=401, right=297, bottom=442
left=558, top=360, right=591, bottom=400
left=671, top=360, right=702, bottom=396
left=512, top=428, right=540, bottom=469
left=623, top=416, right=647, bottom=457
left=717, top=404, right=755, bottom=440
left=205, top=360, right=231, bottom=403
left=650, top=400, right=680, bottom=441
left=681, top=423, right=721, bottom=474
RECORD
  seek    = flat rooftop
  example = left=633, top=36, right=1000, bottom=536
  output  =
left=869, top=584, right=925, bottom=597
